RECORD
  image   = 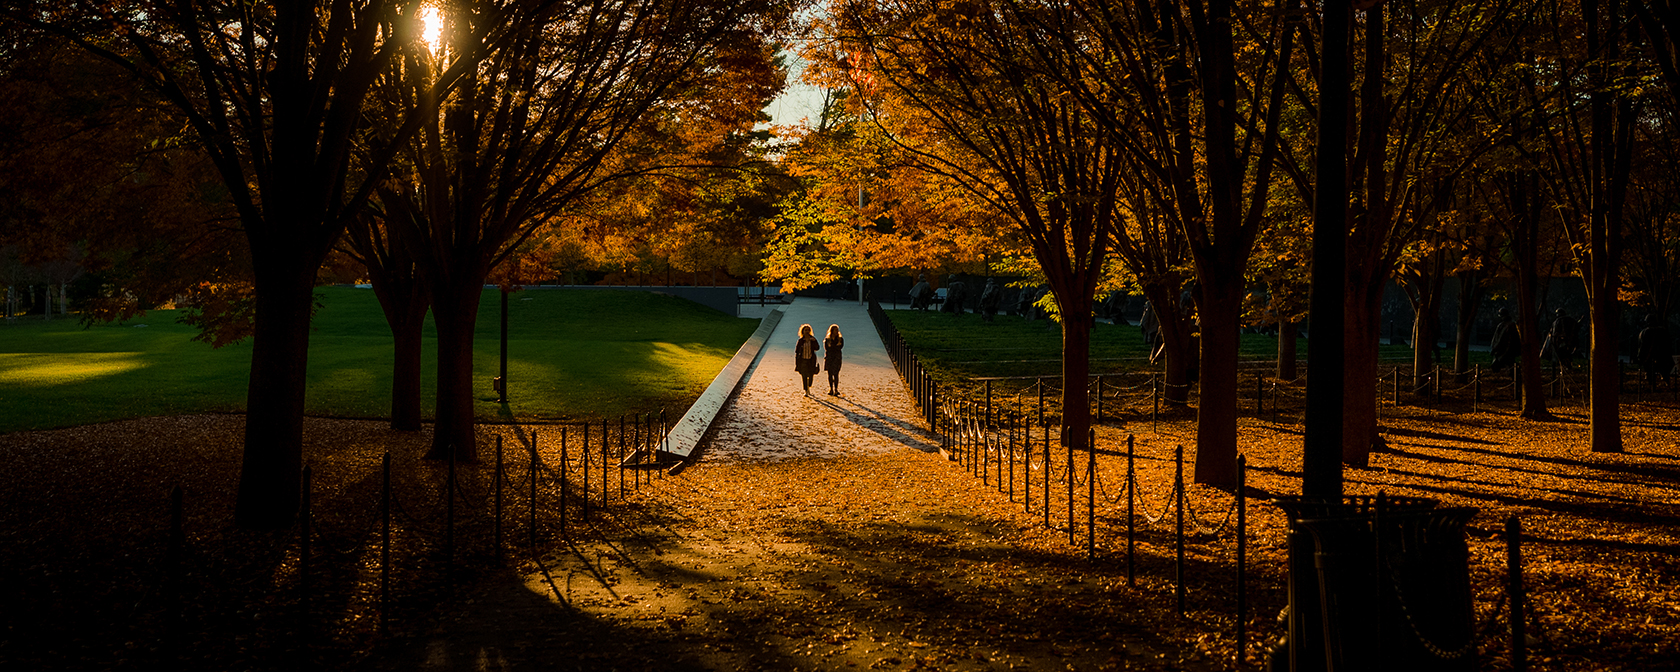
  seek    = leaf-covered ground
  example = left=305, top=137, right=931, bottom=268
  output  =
left=2, top=394, right=1675, bottom=670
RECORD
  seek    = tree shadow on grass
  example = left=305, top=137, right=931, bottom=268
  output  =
left=1380, top=445, right=1680, bottom=490
left=1432, top=442, right=1680, bottom=486
left=1378, top=424, right=1505, bottom=446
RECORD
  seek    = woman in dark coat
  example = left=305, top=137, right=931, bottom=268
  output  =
left=795, top=324, right=821, bottom=395
left=824, top=324, right=845, bottom=395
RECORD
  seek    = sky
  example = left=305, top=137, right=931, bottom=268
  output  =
left=766, top=52, right=828, bottom=130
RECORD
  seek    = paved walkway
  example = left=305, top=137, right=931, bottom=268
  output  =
left=708, top=297, right=940, bottom=462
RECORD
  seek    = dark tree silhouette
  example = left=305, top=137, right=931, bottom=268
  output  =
left=13, top=0, right=494, bottom=527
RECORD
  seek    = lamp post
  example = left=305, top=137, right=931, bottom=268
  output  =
left=498, top=284, right=509, bottom=403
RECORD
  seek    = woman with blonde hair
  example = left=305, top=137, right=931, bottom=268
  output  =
left=794, top=324, right=821, bottom=395
left=823, top=324, right=845, bottom=395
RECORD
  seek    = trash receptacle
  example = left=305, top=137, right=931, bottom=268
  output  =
left=1274, top=496, right=1477, bottom=672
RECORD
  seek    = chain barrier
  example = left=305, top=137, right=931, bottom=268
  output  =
left=388, top=489, right=444, bottom=546
left=1386, top=551, right=1480, bottom=660
left=1091, top=459, right=1130, bottom=505
left=1181, top=485, right=1236, bottom=536
left=1127, top=467, right=1177, bottom=525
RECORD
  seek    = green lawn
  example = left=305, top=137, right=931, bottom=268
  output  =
left=0, top=287, right=759, bottom=433
left=883, top=308, right=1467, bottom=385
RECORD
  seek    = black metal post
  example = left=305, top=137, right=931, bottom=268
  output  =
left=1042, top=387, right=1050, bottom=527
left=1237, top=454, right=1247, bottom=669
left=446, top=445, right=455, bottom=577
left=930, top=381, right=938, bottom=433
left=1024, top=413, right=1032, bottom=512
left=1087, top=428, right=1095, bottom=559
left=1508, top=515, right=1527, bottom=672
left=301, top=464, right=312, bottom=624
left=495, top=435, right=504, bottom=553
left=1008, top=408, right=1016, bottom=501
left=1068, top=424, right=1075, bottom=543
left=499, top=286, right=509, bottom=403
left=981, top=404, right=990, bottom=484
left=1126, top=435, right=1135, bottom=587
left=583, top=422, right=591, bottom=520
left=618, top=415, right=625, bottom=498
left=1256, top=375, right=1264, bottom=415
left=381, top=452, right=390, bottom=636
left=167, top=485, right=183, bottom=651
left=997, top=407, right=1005, bottom=492
left=1175, top=444, right=1185, bottom=616
left=529, top=438, right=537, bottom=548
left=601, top=419, right=608, bottom=507
left=561, top=426, right=569, bottom=534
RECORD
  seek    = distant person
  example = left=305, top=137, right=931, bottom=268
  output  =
left=1488, top=308, right=1521, bottom=370
left=795, top=324, right=821, bottom=396
left=824, top=324, right=845, bottom=395
left=1638, top=314, right=1673, bottom=385
left=1543, top=309, right=1579, bottom=368
left=942, top=275, right=966, bottom=315
left=978, top=278, right=1001, bottom=321
left=909, top=274, right=932, bottom=311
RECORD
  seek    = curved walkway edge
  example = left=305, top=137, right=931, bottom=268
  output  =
left=659, top=308, right=784, bottom=462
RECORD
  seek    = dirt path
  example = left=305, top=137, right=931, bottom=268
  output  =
left=367, top=299, right=1220, bottom=671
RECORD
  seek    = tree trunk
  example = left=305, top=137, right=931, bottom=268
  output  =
left=429, top=281, right=483, bottom=462
left=1516, top=285, right=1550, bottom=419
left=1587, top=286, right=1624, bottom=452
left=1145, top=285, right=1195, bottom=404
left=369, top=274, right=430, bottom=431
left=1057, top=294, right=1092, bottom=482
left=234, top=261, right=318, bottom=529
left=1506, top=173, right=1553, bottom=419
left=1453, top=271, right=1482, bottom=379
left=1342, top=277, right=1383, bottom=467
left=390, top=302, right=428, bottom=432
left=1279, top=317, right=1298, bottom=380
left=1411, top=284, right=1443, bottom=393
left=1194, top=279, right=1242, bottom=487
left=1342, top=0, right=1389, bottom=468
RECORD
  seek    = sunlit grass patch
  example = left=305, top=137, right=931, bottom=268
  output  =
left=0, top=352, right=149, bottom=386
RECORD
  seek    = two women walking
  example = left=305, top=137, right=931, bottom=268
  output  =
left=795, top=323, right=845, bottom=396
